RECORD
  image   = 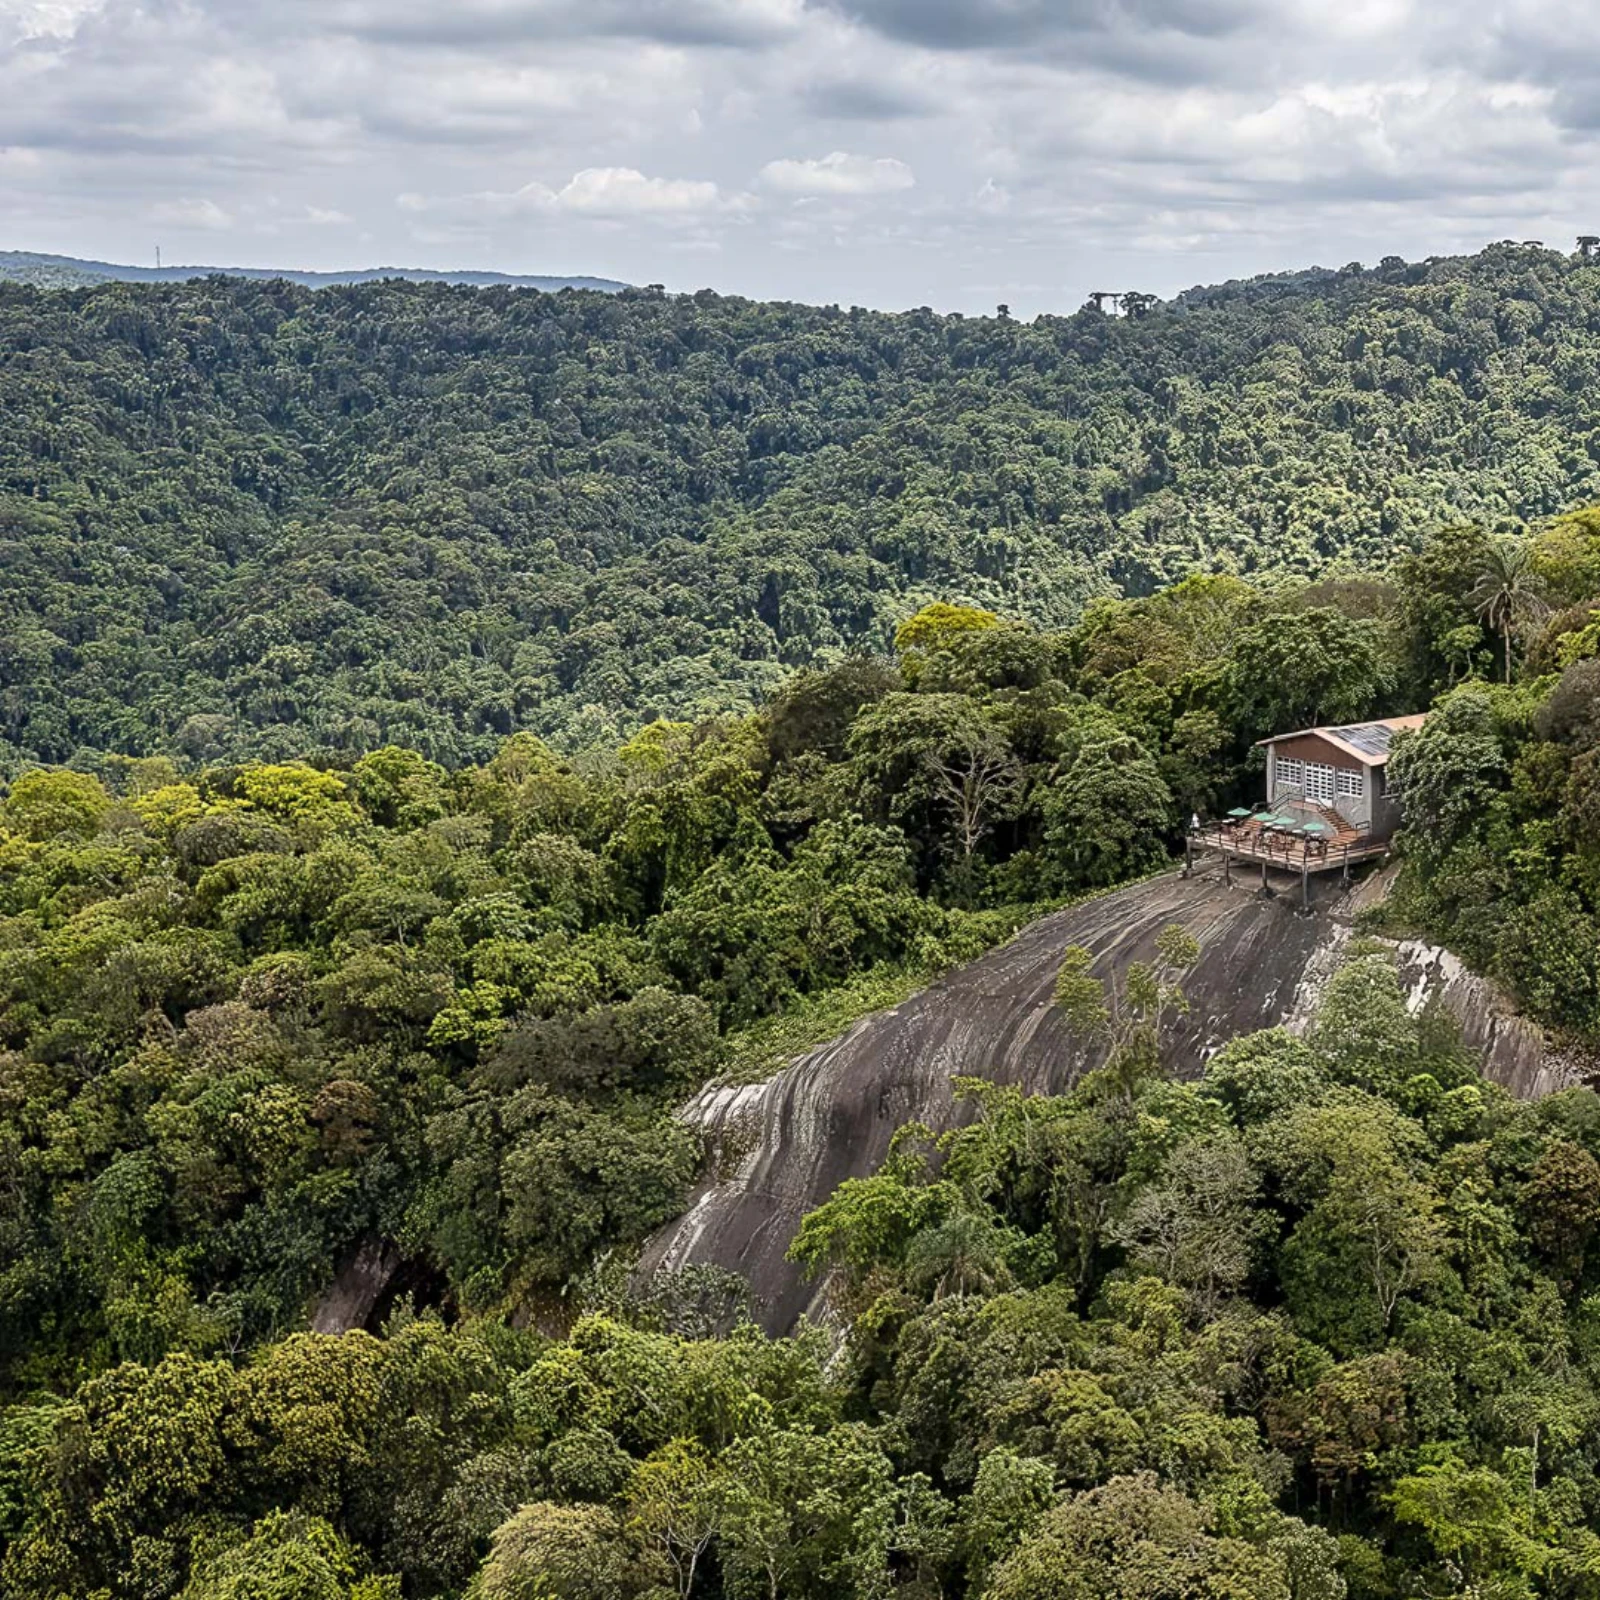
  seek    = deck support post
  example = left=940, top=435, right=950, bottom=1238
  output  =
left=1260, top=860, right=1269, bottom=897
left=1183, top=833, right=1192, bottom=878
left=1301, top=860, right=1310, bottom=912
left=1223, top=852, right=1231, bottom=887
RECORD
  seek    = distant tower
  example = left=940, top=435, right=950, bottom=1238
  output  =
left=156, top=245, right=162, bottom=270
left=1579, top=236, right=1600, bottom=258
left=1087, top=291, right=1119, bottom=314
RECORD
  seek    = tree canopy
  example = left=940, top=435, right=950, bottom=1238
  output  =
left=5, top=249, right=1600, bottom=1600
left=7, top=244, right=1600, bottom=770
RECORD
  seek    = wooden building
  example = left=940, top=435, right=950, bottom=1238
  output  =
left=1260, top=714, right=1426, bottom=841
left=1187, top=714, right=1428, bottom=905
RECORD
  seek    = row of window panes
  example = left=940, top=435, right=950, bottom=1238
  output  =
left=1275, top=757, right=1363, bottom=801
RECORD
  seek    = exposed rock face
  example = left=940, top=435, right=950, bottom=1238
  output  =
left=640, top=867, right=1577, bottom=1333
left=310, top=1237, right=402, bottom=1334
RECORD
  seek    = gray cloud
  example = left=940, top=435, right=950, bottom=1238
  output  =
left=3, top=0, right=1600, bottom=314
left=800, top=77, right=933, bottom=121
left=326, top=0, right=800, bottom=50
left=807, top=0, right=1261, bottom=53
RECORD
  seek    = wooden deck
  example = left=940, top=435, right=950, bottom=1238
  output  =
left=1185, top=815, right=1392, bottom=905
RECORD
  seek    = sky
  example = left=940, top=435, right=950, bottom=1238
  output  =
left=2, top=0, right=1599, bottom=315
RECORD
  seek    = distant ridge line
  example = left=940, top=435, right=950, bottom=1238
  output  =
left=0, top=250, right=629, bottom=293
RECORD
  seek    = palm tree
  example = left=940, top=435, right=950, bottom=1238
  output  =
left=905, top=1214, right=1012, bottom=1301
left=1471, top=539, right=1548, bottom=684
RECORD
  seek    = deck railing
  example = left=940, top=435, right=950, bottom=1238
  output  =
left=1191, top=816, right=1380, bottom=875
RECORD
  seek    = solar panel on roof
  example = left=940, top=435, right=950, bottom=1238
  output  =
left=1327, top=722, right=1399, bottom=758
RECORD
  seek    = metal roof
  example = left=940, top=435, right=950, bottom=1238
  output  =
left=1257, top=713, right=1427, bottom=766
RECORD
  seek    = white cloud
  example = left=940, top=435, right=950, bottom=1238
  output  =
left=304, top=205, right=351, bottom=224
left=149, top=196, right=232, bottom=230
left=420, top=167, right=739, bottom=223
left=974, top=177, right=1010, bottom=212
left=3, top=0, right=105, bottom=43
left=554, top=166, right=725, bottom=215
left=759, top=150, right=915, bottom=195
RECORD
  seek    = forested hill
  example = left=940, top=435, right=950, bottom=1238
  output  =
left=0, top=250, right=628, bottom=293
left=5, top=242, right=1600, bottom=768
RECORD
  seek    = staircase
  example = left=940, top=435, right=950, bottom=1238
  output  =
left=1273, top=786, right=1365, bottom=848
left=1307, top=801, right=1364, bottom=849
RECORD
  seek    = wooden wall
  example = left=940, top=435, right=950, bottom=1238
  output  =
left=1266, top=732, right=1363, bottom=770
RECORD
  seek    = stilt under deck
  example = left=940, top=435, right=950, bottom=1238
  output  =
left=1183, top=819, right=1391, bottom=910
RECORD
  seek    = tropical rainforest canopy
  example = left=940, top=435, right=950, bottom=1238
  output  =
left=4, top=254, right=1600, bottom=1598
left=6, top=242, right=1600, bottom=769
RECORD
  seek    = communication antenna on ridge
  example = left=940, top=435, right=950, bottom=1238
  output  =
left=156, top=245, right=162, bottom=270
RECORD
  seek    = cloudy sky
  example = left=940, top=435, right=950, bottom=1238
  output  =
left=1, top=0, right=1596, bottom=313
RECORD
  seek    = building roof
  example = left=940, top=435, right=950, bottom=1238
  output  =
left=1257, top=713, right=1427, bottom=766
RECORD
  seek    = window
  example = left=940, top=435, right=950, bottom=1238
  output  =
left=1273, top=749, right=1364, bottom=808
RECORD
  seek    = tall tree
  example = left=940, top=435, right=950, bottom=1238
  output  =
left=1471, top=538, right=1548, bottom=684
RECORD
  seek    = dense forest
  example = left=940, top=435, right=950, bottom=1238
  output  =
left=8, top=252, right=1600, bottom=1597
left=4, top=485, right=1600, bottom=1593
left=7, top=243, right=1600, bottom=769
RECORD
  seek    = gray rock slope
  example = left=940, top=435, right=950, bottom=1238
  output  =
left=640, top=867, right=1574, bottom=1332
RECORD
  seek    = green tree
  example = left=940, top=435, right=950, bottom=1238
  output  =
left=1109, top=1131, right=1265, bottom=1317
left=847, top=692, right=1019, bottom=879
left=1223, top=608, right=1392, bottom=739
left=626, top=1441, right=722, bottom=1600
left=895, top=602, right=1002, bottom=658
left=1307, top=949, right=1429, bottom=1097
left=1471, top=538, right=1549, bottom=684
left=181, top=1512, right=398, bottom=1600
left=1389, top=1457, right=1540, bottom=1595
left=1393, top=523, right=1496, bottom=692
left=1275, top=1102, right=1446, bottom=1348
left=1053, top=922, right=1200, bottom=1093
left=470, top=1502, right=652, bottom=1600
left=499, top=1094, right=701, bottom=1287
left=985, top=1474, right=1291, bottom=1600
left=1522, top=1139, right=1600, bottom=1284
left=1385, top=681, right=1509, bottom=876
left=1043, top=735, right=1173, bottom=889
left=3, top=768, right=111, bottom=841
left=960, top=1448, right=1057, bottom=1591
left=713, top=1424, right=896, bottom=1600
